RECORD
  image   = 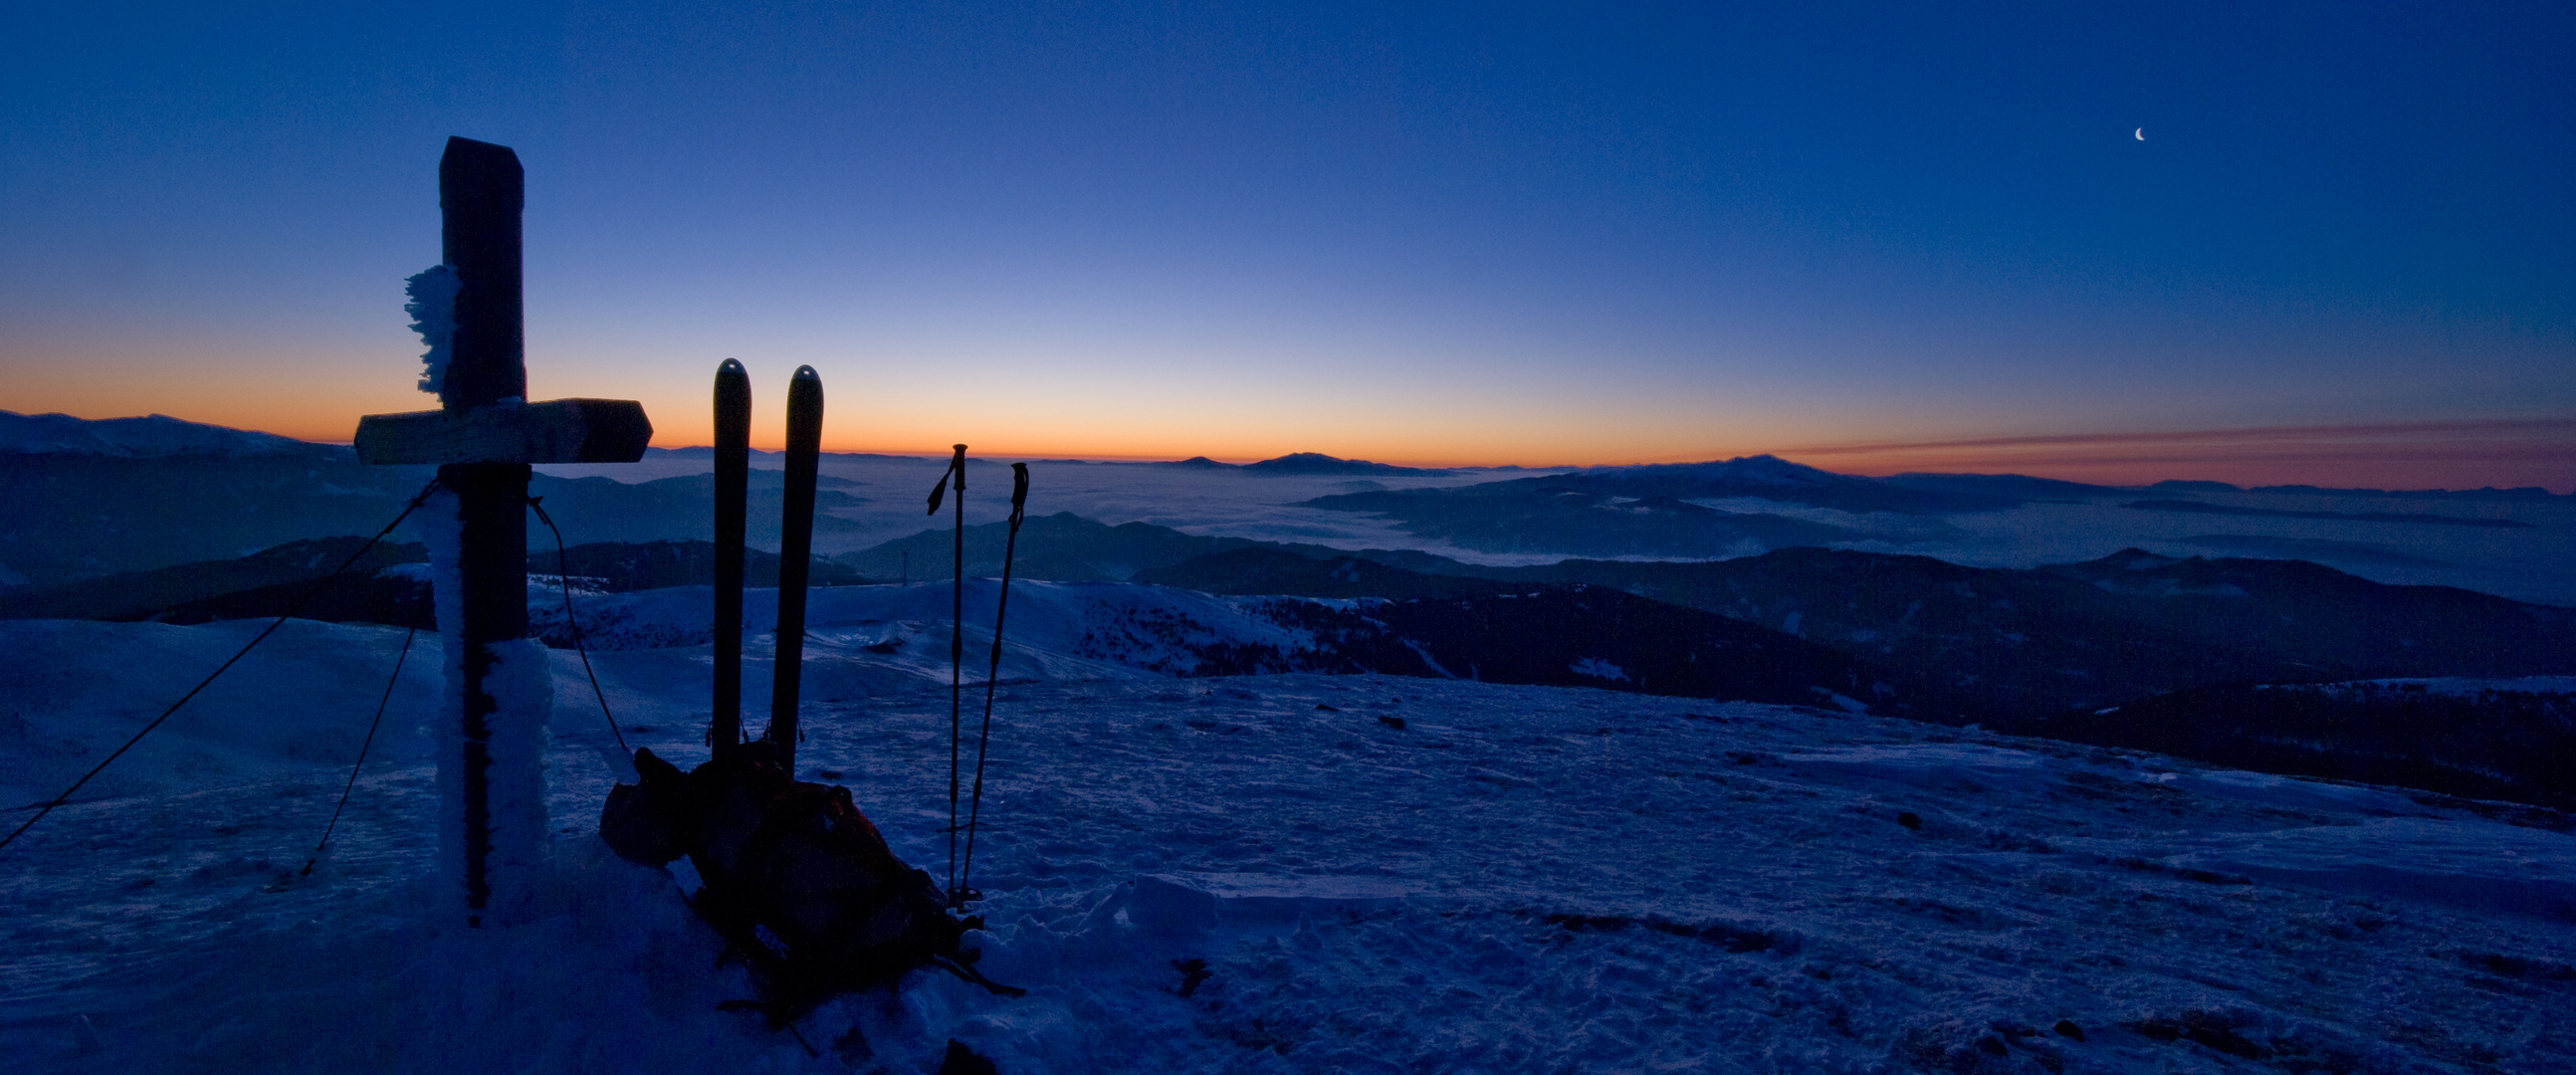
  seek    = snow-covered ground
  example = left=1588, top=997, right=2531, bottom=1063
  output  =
left=4, top=614, right=2573, bottom=1072
left=523, top=576, right=1363, bottom=685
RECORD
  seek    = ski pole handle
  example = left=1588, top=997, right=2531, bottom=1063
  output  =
left=927, top=444, right=966, bottom=515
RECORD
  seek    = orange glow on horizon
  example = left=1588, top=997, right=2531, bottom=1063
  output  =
left=12, top=384, right=2571, bottom=494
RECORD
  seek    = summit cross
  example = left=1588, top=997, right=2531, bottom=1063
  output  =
left=352, top=136, right=652, bottom=927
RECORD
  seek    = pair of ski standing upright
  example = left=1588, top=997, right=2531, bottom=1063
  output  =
left=706, top=359, right=1029, bottom=908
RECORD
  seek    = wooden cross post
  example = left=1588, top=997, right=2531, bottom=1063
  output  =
left=352, top=137, right=652, bottom=927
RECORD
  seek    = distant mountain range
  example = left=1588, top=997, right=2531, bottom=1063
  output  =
left=1456, top=547, right=2576, bottom=719
left=1129, top=540, right=2576, bottom=717
left=9, top=409, right=2558, bottom=496
left=0, top=410, right=879, bottom=587
left=14, top=499, right=2575, bottom=808
left=847, top=512, right=2576, bottom=726
left=33, top=511, right=2570, bottom=729
left=9, top=411, right=2574, bottom=815
left=1, top=409, right=327, bottom=458
left=3, top=410, right=2563, bottom=591
left=2122, top=498, right=2533, bottom=528
left=1880, top=469, right=2573, bottom=503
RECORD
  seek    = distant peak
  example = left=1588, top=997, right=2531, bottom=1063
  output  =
left=1243, top=453, right=1452, bottom=476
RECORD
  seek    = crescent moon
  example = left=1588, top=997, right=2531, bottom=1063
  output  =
left=2135, top=127, right=2145, bottom=140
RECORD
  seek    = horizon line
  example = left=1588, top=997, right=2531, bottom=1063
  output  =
left=11, top=408, right=2573, bottom=492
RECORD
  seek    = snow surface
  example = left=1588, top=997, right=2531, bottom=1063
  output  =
left=524, top=577, right=1359, bottom=690
left=4, top=608, right=2574, bottom=1073
left=2265, top=677, right=2576, bottom=700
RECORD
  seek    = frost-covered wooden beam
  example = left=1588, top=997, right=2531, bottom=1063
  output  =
left=349, top=136, right=653, bottom=929
left=353, top=398, right=652, bottom=465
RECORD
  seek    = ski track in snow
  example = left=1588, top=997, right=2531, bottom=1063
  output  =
left=2, top=616, right=2574, bottom=1073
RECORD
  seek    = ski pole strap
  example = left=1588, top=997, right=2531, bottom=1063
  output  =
left=927, top=445, right=966, bottom=514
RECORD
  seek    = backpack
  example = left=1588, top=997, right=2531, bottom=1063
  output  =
left=602, top=743, right=1021, bottom=1022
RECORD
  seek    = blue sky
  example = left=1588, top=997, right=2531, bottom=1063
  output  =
left=3, top=1, right=2569, bottom=486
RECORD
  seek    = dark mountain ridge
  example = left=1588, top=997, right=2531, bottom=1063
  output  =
left=1247, top=580, right=1907, bottom=713
left=2017, top=680, right=2576, bottom=812
left=0, top=451, right=433, bottom=589
left=2123, top=499, right=2533, bottom=528
left=1439, top=546, right=2576, bottom=720
left=0, top=456, right=879, bottom=590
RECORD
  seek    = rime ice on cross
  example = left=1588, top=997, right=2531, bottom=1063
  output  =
left=352, top=137, right=652, bottom=928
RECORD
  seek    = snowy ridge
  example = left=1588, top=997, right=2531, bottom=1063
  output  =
left=0, top=409, right=326, bottom=458
left=2, top=615, right=2572, bottom=1072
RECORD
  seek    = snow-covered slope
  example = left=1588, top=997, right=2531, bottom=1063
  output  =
left=3, top=616, right=2572, bottom=1072
left=525, top=577, right=1349, bottom=680
left=518, top=577, right=1894, bottom=713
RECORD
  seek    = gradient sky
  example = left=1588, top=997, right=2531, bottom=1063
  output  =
left=4, top=2, right=2571, bottom=489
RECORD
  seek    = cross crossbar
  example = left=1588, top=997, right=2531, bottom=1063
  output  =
left=355, top=398, right=652, bottom=466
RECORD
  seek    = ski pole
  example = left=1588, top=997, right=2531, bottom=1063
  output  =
left=927, top=444, right=966, bottom=902
left=959, top=462, right=1028, bottom=905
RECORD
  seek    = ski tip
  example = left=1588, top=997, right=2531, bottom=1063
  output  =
left=718, top=357, right=747, bottom=376
left=791, top=365, right=819, bottom=382
left=440, top=136, right=522, bottom=172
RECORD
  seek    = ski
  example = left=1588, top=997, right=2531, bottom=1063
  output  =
left=712, top=358, right=751, bottom=757
left=766, top=365, right=822, bottom=770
